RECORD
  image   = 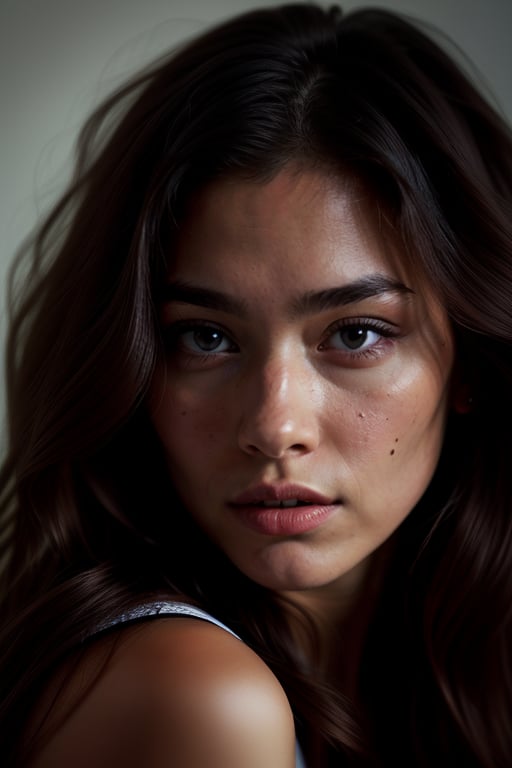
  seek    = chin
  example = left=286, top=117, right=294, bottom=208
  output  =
left=232, top=545, right=355, bottom=594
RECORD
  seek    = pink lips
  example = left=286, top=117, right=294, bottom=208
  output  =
left=229, top=483, right=339, bottom=536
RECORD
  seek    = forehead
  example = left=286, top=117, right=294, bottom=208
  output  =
left=171, top=167, right=414, bottom=291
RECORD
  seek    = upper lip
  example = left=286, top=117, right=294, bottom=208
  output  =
left=229, top=483, right=337, bottom=506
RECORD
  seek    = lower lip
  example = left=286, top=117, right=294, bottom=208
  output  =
left=232, top=504, right=337, bottom=536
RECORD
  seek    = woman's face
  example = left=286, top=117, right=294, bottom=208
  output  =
left=150, top=168, right=454, bottom=597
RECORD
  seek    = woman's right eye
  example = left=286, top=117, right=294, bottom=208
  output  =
left=168, top=323, right=238, bottom=356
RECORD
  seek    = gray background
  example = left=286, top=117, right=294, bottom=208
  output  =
left=1, top=0, right=511, bottom=437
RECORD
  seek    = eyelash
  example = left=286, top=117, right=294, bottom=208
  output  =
left=318, top=317, right=398, bottom=357
left=164, top=317, right=398, bottom=364
left=165, top=320, right=239, bottom=357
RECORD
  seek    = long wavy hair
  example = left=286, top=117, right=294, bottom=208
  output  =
left=1, top=4, right=511, bottom=766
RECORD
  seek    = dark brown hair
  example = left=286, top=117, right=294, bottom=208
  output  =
left=1, top=4, right=512, bottom=765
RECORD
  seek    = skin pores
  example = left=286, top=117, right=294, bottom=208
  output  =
left=149, top=167, right=454, bottom=607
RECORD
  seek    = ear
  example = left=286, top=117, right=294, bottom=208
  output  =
left=452, top=383, right=473, bottom=414
left=450, top=365, right=474, bottom=414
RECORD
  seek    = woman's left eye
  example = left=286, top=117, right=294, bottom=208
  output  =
left=320, top=320, right=395, bottom=354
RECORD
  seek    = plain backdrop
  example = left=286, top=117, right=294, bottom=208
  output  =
left=1, top=0, right=511, bottom=437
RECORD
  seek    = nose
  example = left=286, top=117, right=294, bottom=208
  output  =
left=237, top=354, right=320, bottom=459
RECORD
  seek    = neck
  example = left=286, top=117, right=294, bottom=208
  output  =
left=283, top=540, right=393, bottom=696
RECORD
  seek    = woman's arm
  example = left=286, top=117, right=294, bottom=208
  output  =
left=29, top=619, right=297, bottom=768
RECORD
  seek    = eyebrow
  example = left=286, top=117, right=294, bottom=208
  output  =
left=293, top=274, right=414, bottom=315
left=162, top=274, right=414, bottom=317
left=162, top=281, right=245, bottom=314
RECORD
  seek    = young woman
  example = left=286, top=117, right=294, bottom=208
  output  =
left=1, top=4, right=511, bottom=766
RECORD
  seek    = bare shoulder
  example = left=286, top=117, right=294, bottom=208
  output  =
left=28, top=619, right=297, bottom=768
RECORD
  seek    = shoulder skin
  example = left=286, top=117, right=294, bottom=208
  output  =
left=26, top=619, right=297, bottom=768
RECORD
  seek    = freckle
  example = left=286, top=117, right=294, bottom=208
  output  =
left=395, top=438, right=399, bottom=443
left=180, top=410, right=187, bottom=416
left=390, top=449, right=395, bottom=455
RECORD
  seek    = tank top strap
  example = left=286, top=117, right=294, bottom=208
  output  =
left=93, top=599, right=241, bottom=639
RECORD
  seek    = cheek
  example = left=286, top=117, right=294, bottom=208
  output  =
left=326, top=406, right=408, bottom=477
left=150, top=379, right=233, bottom=466
left=327, top=367, right=449, bottom=465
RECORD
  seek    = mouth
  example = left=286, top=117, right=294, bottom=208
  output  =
left=258, top=499, right=312, bottom=508
left=230, top=482, right=337, bottom=507
left=229, top=483, right=340, bottom=536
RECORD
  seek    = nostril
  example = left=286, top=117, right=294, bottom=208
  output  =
left=239, top=436, right=315, bottom=460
